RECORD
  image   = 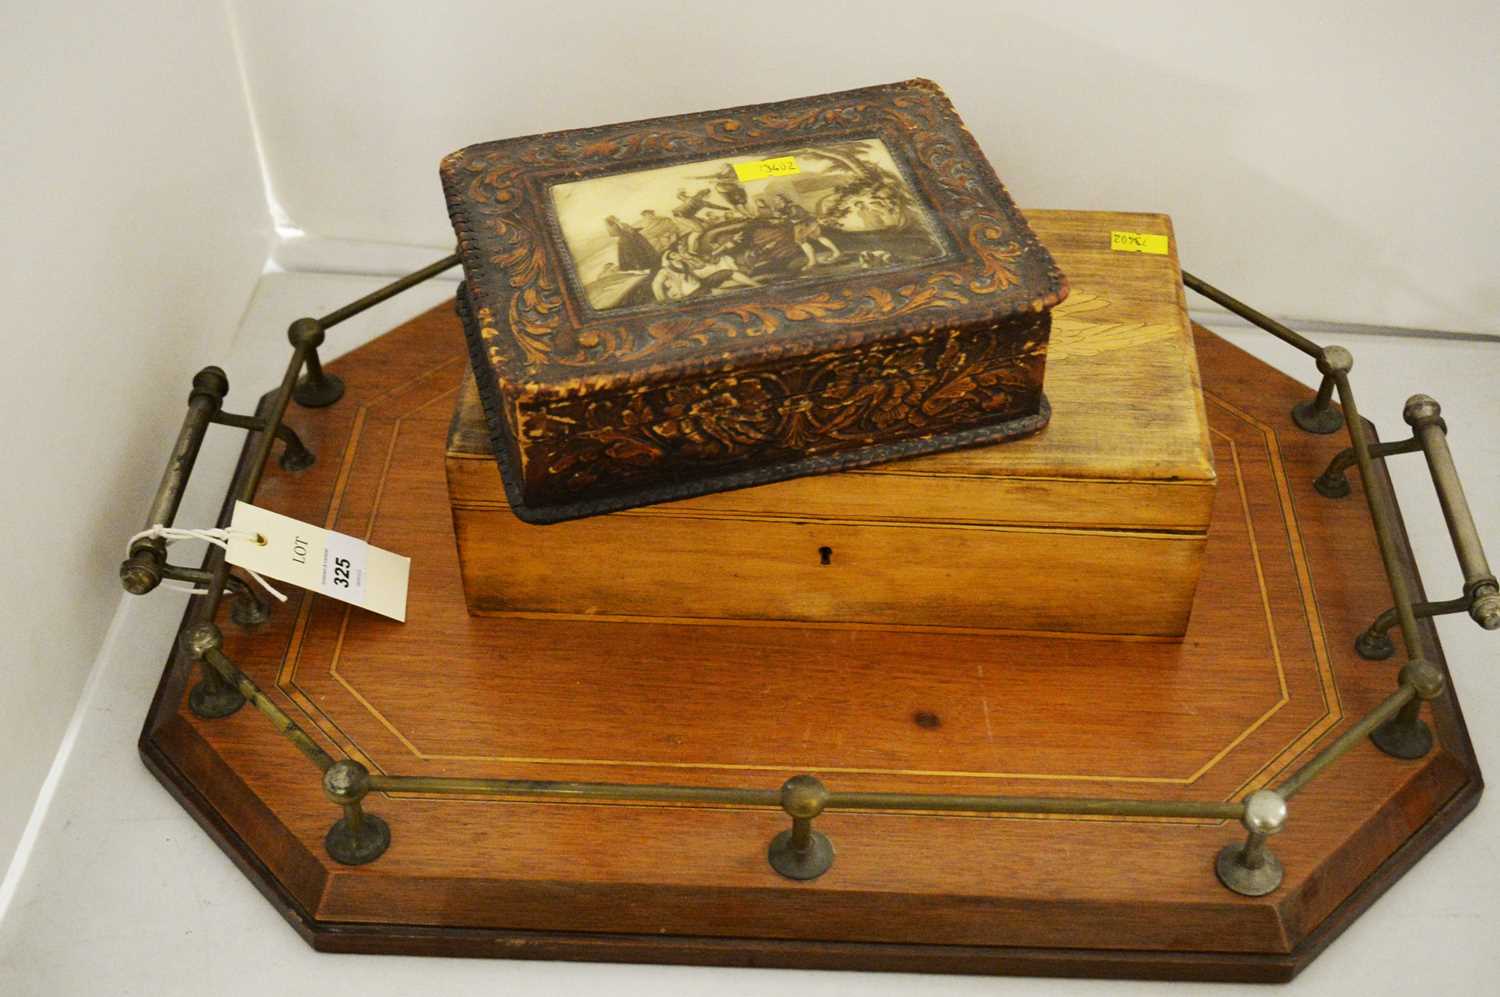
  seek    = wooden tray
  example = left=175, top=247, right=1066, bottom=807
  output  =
left=139, top=302, right=1482, bottom=982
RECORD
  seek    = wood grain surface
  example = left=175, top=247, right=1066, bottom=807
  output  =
left=140, top=223, right=1481, bottom=982
left=446, top=210, right=1213, bottom=635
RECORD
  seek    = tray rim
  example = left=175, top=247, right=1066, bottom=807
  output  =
left=136, top=323, right=1484, bottom=982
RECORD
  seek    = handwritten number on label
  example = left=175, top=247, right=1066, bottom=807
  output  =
left=1109, top=231, right=1169, bottom=255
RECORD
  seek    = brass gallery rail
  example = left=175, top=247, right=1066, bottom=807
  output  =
left=122, top=255, right=1498, bottom=896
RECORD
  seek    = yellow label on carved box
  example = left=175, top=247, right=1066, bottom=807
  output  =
left=733, top=156, right=800, bottom=182
left=1110, top=230, right=1170, bottom=255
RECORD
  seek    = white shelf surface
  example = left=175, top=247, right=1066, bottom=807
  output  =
left=1, top=273, right=1496, bottom=996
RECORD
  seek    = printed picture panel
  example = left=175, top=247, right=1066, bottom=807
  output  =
left=550, top=139, right=948, bottom=312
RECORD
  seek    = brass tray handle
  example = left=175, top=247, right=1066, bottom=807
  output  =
left=119, top=365, right=231, bottom=597
left=121, top=260, right=1489, bottom=897
left=1182, top=272, right=1499, bottom=655
left=1408, top=396, right=1500, bottom=626
left=119, top=252, right=463, bottom=614
left=1311, top=394, right=1500, bottom=658
left=117, top=363, right=319, bottom=627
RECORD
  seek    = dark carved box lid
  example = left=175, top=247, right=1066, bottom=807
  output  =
left=441, top=79, right=1068, bottom=523
left=441, top=79, right=1067, bottom=397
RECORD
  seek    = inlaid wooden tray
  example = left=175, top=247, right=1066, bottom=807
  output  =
left=139, top=300, right=1481, bottom=982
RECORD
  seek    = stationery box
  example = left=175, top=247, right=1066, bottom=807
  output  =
left=445, top=210, right=1214, bottom=637
left=441, top=79, right=1067, bottom=524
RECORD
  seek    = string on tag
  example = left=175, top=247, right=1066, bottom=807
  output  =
left=126, top=525, right=289, bottom=602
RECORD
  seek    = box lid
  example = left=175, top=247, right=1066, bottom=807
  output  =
left=449, top=209, right=1215, bottom=533
left=440, top=79, right=1067, bottom=398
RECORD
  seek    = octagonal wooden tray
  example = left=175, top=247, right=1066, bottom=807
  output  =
left=139, top=302, right=1481, bottom=982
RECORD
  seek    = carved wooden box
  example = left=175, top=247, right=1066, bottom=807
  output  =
left=441, top=79, right=1067, bottom=523
left=447, top=210, right=1215, bottom=637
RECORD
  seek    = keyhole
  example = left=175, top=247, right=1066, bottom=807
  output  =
left=818, top=545, right=833, bottom=566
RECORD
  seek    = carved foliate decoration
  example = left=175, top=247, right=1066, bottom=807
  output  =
left=524, top=313, right=1048, bottom=500
left=443, top=80, right=1067, bottom=522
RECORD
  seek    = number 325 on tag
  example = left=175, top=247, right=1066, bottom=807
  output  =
left=226, top=501, right=409, bottom=622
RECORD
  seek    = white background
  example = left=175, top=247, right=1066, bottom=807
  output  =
left=232, top=0, right=1500, bottom=333
left=1, top=1, right=1496, bottom=993
left=0, top=1, right=269, bottom=885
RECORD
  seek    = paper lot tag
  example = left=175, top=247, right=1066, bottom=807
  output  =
left=226, top=501, right=408, bottom=622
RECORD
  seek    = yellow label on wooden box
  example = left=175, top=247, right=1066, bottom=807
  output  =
left=1110, top=230, right=1170, bottom=255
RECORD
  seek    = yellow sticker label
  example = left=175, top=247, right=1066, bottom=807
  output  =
left=1110, top=230, right=1170, bottom=255
left=733, top=156, right=800, bottom=182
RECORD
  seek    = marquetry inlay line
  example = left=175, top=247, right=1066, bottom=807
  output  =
left=1199, top=395, right=1345, bottom=805
left=275, top=380, right=462, bottom=766
left=1206, top=394, right=1344, bottom=775
left=324, top=387, right=463, bottom=759
left=280, top=394, right=389, bottom=755
left=269, top=361, right=467, bottom=756
left=1221, top=429, right=1288, bottom=699
left=272, top=404, right=367, bottom=760
left=1171, top=429, right=1289, bottom=784
left=1211, top=393, right=1341, bottom=714
left=270, top=381, right=1341, bottom=801
left=406, top=406, right=1302, bottom=784
left=357, top=354, right=467, bottom=410
left=275, top=383, right=469, bottom=763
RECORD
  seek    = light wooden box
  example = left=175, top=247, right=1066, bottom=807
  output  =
left=445, top=210, right=1215, bottom=637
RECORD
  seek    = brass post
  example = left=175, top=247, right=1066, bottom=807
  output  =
left=1314, top=437, right=1422, bottom=500
left=1312, top=449, right=1355, bottom=499
left=222, top=574, right=271, bottom=629
left=180, top=622, right=245, bottom=719
left=287, top=251, right=462, bottom=409
left=1291, top=346, right=1350, bottom=434
left=1215, top=790, right=1286, bottom=897
left=148, top=562, right=270, bottom=632
left=1355, top=597, right=1471, bottom=661
left=1331, top=370, right=1427, bottom=663
left=1371, top=661, right=1446, bottom=759
left=209, top=410, right=316, bottom=472
left=323, top=759, right=390, bottom=865
left=768, top=775, right=834, bottom=880
left=288, top=318, right=345, bottom=408
left=1354, top=611, right=1399, bottom=661
left=273, top=424, right=317, bottom=471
